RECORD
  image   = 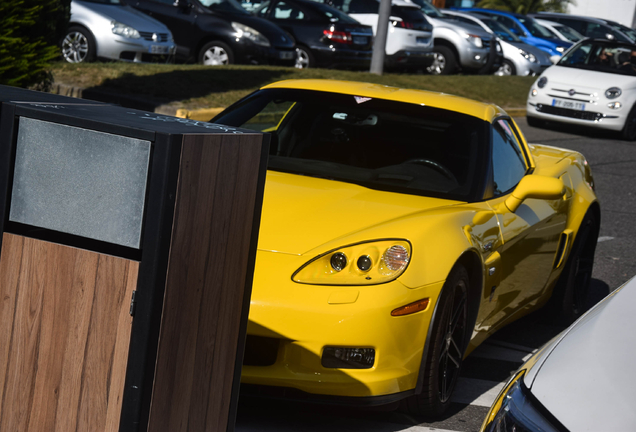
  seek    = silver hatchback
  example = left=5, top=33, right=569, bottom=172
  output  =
left=62, top=0, right=176, bottom=63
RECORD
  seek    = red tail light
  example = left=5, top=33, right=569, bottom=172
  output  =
left=392, top=20, right=414, bottom=29
left=323, top=29, right=352, bottom=44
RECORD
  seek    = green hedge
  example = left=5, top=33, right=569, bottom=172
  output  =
left=0, top=0, right=71, bottom=89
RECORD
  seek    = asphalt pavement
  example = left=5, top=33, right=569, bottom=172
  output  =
left=233, top=116, right=636, bottom=432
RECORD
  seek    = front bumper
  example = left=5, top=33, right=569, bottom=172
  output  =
left=242, top=250, right=445, bottom=398
left=99, top=37, right=176, bottom=63
left=526, top=99, right=625, bottom=131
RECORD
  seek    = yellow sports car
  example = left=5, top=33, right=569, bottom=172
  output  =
left=212, top=79, right=600, bottom=416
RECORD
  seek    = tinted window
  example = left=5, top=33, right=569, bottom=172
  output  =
left=559, top=18, right=585, bottom=34
left=492, top=119, right=527, bottom=196
left=347, top=0, right=378, bottom=14
left=214, top=88, right=489, bottom=201
left=517, top=16, right=553, bottom=38
left=311, top=1, right=358, bottom=23
left=273, top=1, right=307, bottom=19
left=492, top=15, right=525, bottom=36
left=558, top=40, right=636, bottom=76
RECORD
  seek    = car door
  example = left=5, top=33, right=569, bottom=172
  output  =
left=131, top=0, right=199, bottom=58
left=481, top=118, right=566, bottom=329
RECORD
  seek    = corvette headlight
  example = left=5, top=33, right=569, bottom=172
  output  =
left=232, top=22, right=270, bottom=47
left=605, top=87, right=622, bottom=99
left=518, top=49, right=537, bottom=63
left=111, top=21, right=140, bottom=39
left=292, top=239, right=411, bottom=285
left=481, top=371, right=562, bottom=432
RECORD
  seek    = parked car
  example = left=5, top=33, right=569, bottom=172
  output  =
left=408, top=0, right=502, bottom=75
left=62, top=0, right=176, bottom=63
left=211, top=79, right=600, bottom=416
left=481, top=275, right=636, bottom=432
left=534, top=18, right=584, bottom=43
left=252, top=0, right=373, bottom=69
left=124, top=0, right=296, bottom=65
left=313, top=0, right=435, bottom=70
left=442, top=10, right=552, bottom=76
left=527, top=39, right=636, bottom=140
left=458, top=8, right=571, bottom=57
left=530, top=12, right=636, bottom=44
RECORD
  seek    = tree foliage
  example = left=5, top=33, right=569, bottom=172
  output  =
left=475, top=0, right=574, bottom=14
left=0, top=0, right=71, bottom=89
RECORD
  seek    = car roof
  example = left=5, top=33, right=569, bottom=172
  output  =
left=531, top=12, right=607, bottom=24
left=261, top=79, right=505, bottom=121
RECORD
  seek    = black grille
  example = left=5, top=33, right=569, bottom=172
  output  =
left=139, top=32, right=170, bottom=42
left=536, top=104, right=602, bottom=121
left=242, top=335, right=280, bottom=366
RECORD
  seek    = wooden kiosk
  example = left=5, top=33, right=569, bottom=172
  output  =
left=0, top=86, right=268, bottom=432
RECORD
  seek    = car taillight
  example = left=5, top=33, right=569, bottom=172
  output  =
left=392, top=20, right=414, bottom=29
left=323, top=29, right=352, bottom=44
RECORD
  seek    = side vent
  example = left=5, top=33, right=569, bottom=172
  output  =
left=553, top=229, right=574, bottom=269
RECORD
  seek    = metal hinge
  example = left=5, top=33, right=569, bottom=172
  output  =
left=129, top=290, right=137, bottom=316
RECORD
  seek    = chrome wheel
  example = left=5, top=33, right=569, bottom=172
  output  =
left=438, top=279, right=467, bottom=403
left=62, top=31, right=90, bottom=63
left=295, top=47, right=311, bottom=69
left=202, top=46, right=230, bottom=65
left=427, top=52, right=446, bottom=75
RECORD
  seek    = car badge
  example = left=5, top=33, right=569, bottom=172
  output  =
left=568, top=89, right=576, bottom=96
left=354, top=96, right=372, bottom=104
left=152, top=33, right=158, bottom=42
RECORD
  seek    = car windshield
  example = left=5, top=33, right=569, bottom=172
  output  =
left=553, top=23, right=583, bottom=42
left=213, top=88, right=488, bottom=201
left=609, top=23, right=636, bottom=42
left=558, top=40, right=636, bottom=76
left=517, top=16, right=554, bottom=38
left=312, top=1, right=359, bottom=22
left=482, top=18, right=520, bottom=42
left=408, top=0, right=444, bottom=18
left=200, top=0, right=249, bottom=14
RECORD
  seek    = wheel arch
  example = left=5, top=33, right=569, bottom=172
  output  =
left=195, top=36, right=234, bottom=63
left=433, top=38, right=459, bottom=61
left=413, top=249, right=483, bottom=395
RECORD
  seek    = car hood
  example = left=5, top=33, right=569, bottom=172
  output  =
left=75, top=1, right=169, bottom=30
left=507, top=40, right=552, bottom=63
left=543, top=65, right=636, bottom=90
left=257, top=171, right=457, bottom=255
left=215, top=11, right=295, bottom=48
left=427, top=16, right=492, bottom=39
left=525, top=278, right=636, bottom=431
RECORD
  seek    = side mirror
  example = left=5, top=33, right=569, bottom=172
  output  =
left=550, top=55, right=560, bottom=64
left=505, top=175, right=564, bottom=213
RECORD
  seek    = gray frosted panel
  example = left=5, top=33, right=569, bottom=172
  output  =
left=9, top=117, right=151, bottom=249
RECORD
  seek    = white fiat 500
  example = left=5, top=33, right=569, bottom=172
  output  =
left=527, top=38, right=636, bottom=140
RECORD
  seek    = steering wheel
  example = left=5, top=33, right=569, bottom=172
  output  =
left=404, top=158, right=457, bottom=182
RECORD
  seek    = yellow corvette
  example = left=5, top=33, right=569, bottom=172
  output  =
left=212, top=79, right=599, bottom=416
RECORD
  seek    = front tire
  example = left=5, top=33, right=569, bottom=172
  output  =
left=495, top=59, right=516, bottom=76
left=401, top=264, right=469, bottom=417
left=426, top=46, right=458, bottom=75
left=199, top=41, right=234, bottom=65
left=61, top=26, right=96, bottom=63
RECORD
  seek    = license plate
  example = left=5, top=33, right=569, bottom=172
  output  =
left=353, top=36, right=368, bottom=45
left=280, top=51, right=295, bottom=59
left=416, top=37, right=431, bottom=45
left=149, top=45, right=169, bottom=54
left=552, top=99, right=585, bottom=111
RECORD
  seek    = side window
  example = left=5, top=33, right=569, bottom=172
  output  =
left=492, top=119, right=527, bottom=196
left=273, top=1, right=306, bottom=19
left=560, top=18, right=585, bottom=34
left=348, top=0, right=377, bottom=14
left=256, top=4, right=269, bottom=16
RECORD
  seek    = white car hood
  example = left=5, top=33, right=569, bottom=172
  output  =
left=544, top=65, right=636, bottom=90
left=526, top=278, right=636, bottom=431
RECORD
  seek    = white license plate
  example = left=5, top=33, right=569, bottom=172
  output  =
left=353, top=36, right=368, bottom=45
left=149, top=45, right=169, bottom=54
left=552, top=98, right=585, bottom=111
left=280, top=51, right=295, bottom=59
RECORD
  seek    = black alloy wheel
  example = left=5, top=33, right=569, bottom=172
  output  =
left=401, top=264, right=469, bottom=417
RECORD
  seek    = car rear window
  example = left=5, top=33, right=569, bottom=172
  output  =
left=212, top=88, right=489, bottom=201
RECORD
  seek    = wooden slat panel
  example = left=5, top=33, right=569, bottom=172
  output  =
left=148, top=133, right=264, bottom=432
left=0, top=234, right=138, bottom=432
